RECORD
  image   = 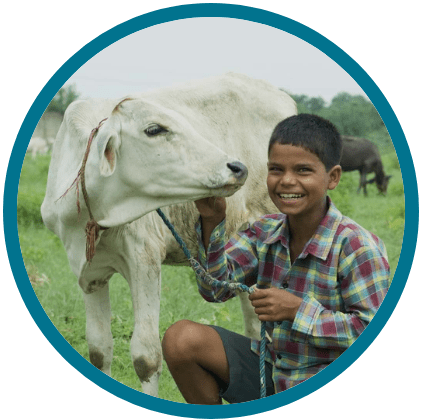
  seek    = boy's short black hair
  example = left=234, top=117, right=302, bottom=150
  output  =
left=268, top=114, right=343, bottom=170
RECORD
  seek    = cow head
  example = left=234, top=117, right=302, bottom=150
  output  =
left=377, top=174, right=392, bottom=194
left=366, top=174, right=392, bottom=194
left=85, top=97, right=248, bottom=227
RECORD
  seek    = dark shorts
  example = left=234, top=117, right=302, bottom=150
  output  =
left=210, top=325, right=275, bottom=404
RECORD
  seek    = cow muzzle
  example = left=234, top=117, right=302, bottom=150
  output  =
left=207, top=160, right=248, bottom=197
left=227, top=161, right=248, bottom=182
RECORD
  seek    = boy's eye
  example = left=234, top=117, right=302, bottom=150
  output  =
left=298, top=167, right=312, bottom=173
left=268, top=166, right=281, bottom=172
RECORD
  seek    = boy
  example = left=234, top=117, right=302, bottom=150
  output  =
left=162, top=114, right=390, bottom=404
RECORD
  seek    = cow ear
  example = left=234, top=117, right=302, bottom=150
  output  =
left=98, top=130, right=121, bottom=177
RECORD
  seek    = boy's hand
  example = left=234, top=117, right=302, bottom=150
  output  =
left=195, top=197, right=226, bottom=223
left=195, top=197, right=226, bottom=252
left=249, top=287, right=303, bottom=322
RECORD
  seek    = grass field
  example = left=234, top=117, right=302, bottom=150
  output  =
left=17, top=150, right=404, bottom=403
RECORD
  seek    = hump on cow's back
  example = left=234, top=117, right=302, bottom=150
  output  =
left=60, top=99, right=116, bottom=147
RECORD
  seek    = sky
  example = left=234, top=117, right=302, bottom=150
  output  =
left=65, top=17, right=366, bottom=104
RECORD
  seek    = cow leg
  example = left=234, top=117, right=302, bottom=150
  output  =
left=362, top=172, right=369, bottom=196
left=83, top=283, right=113, bottom=376
left=360, top=162, right=373, bottom=196
left=126, top=258, right=162, bottom=397
left=357, top=171, right=363, bottom=194
left=238, top=292, right=261, bottom=340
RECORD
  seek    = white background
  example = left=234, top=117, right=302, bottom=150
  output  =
left=2, top=1, right=420, bottom=419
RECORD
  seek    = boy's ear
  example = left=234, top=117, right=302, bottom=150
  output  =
left=327, top=165, right=342, bottom=190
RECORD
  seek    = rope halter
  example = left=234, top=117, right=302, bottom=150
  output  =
left=59, top=118, right=108, bottom=263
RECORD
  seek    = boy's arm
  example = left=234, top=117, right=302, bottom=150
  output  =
left=289, top=239, right=390, bottom=350
left=194, top=197, right=259, bottom=303
left=195, top=197, right=226, bottom=252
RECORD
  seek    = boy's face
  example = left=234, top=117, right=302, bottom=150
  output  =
left=267, top=143, right=341, bottom=221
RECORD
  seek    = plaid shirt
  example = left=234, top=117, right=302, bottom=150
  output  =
left=195, top=198, right=390, bottom=393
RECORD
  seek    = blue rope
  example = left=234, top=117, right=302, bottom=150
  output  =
left=156, top=208, right=267, bottom=399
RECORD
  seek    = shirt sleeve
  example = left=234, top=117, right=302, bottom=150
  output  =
left=195, top=217, right=259, bottom=303
left=290, top=235, right=390, bottom=350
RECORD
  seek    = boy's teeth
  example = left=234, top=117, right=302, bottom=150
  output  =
left=279, top=194, right=303, bottom=198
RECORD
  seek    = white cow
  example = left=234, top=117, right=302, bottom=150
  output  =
left=27, top=136, right=49, bottom=158
left=41, top=73, right=297, bottom=397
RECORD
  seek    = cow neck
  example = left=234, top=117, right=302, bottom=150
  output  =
left=61, top=118, right=108, bottom=264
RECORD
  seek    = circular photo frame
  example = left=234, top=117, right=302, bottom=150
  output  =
left=4, top=3, right=417, bottom=418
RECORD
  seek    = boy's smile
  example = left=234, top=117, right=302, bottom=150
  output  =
left=267, top=143, right=341, bottom=224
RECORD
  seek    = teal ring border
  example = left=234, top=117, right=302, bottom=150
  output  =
left=4, top=3, right=418, bottom=418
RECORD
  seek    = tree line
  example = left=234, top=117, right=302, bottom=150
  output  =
left=289, top=91, right=392, bottom=153
left=46, top=84, right=80, bottom=115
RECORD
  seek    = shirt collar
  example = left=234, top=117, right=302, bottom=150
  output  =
left=263, top=197, right=343, bottom=261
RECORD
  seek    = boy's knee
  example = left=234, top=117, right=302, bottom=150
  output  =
left=162, top=320, right=206, bottom=363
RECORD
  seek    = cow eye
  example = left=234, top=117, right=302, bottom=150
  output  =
left=145, top=124, right=167, bottom=137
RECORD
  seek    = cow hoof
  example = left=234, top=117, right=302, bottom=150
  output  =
left=133, top=356, right=161, bottom=382
left=89, top=349, right=105, bottom=371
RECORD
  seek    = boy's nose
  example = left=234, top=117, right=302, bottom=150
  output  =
left=280, top=173, right=296, bottom=185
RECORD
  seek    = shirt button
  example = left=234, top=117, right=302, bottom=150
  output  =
left=282, top=282, right=288, bottom=289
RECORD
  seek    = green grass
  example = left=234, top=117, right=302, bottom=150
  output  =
left=17, top=151, right=405, bottom=402
left=20, top=223, right=244, bottom=402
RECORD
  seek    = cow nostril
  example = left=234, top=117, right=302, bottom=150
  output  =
left=227, top=162, right=242, bottom=173
left=227, top=161, right=248, bottom=179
